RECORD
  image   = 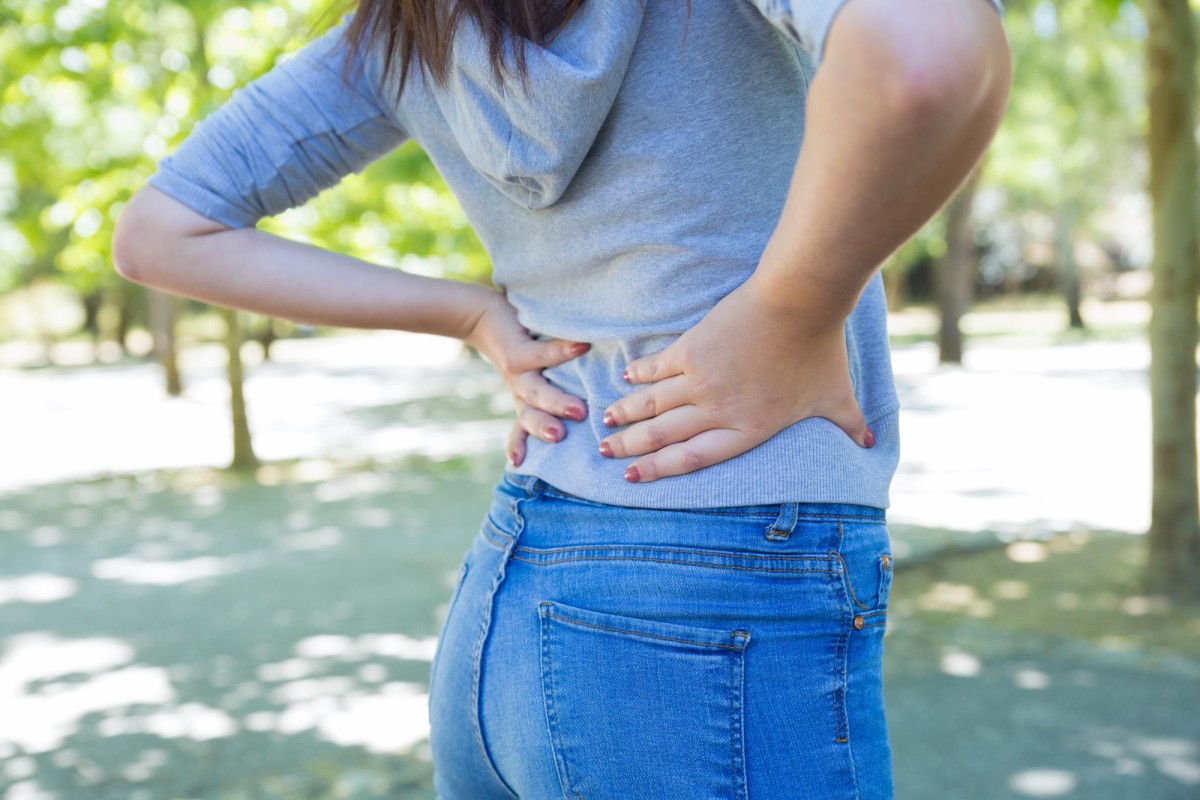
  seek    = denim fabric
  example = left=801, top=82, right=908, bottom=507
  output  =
left=428, top=471, right=895, bottom=800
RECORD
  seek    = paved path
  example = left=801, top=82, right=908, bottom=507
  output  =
left=2, top=322, right=1190, bottom=800
left=0, top=328, right=1154, bottom=537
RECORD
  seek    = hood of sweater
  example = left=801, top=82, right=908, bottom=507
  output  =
left=421, top=0, right=647, bottom=210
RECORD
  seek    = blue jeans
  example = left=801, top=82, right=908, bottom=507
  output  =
left=428, top=471, right=895, bottom=799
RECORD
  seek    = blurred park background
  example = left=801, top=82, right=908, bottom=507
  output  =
left=2, top=0, right=1200, bottom=798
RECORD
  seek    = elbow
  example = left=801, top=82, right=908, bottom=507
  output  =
left=839, top=0, right=1012, bottom=130
left=111, top=203, right=150, bottom=284
left=892, top=25, right=1011, bottom=128
left=111, top=185, right=233, bottom=286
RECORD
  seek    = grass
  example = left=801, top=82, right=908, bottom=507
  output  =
left=888, top=529, right=1200, bottom=667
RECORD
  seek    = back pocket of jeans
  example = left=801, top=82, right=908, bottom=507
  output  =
left=537, top=601, right=751, bottom=800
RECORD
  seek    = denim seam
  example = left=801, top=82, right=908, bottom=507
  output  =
left=482, top=527, right=843, bottom=572
left=542, top=608, right=751, bottom=651
left=731, top=634, right=749, bottom=800
left=513, top=543, right=834, bottom=561
left=830, top=559, right=850, bottom=745
left=539, top=606, right=586, bottom=800
left=832, top=551, right=873, bottom=611
left=511, top=554, right=839, bottom=574
left=469, top=503, right=525, bottom=800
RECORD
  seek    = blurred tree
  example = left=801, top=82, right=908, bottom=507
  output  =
left=0, top=0, right=491, bottom=351
left=1144, top=0, right=1200, bottom=601
left=934, top=165, right=983, bottom=364
left=986, top=0, right=1144, bottom=327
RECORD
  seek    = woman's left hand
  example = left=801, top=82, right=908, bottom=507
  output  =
left=598, top=275, right=876, bottom=483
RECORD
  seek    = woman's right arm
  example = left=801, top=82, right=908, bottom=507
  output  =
left=113, top=12, right=590, bottom=452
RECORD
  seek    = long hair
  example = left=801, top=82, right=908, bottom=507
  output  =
left=308, top=0, right=607, bottom=104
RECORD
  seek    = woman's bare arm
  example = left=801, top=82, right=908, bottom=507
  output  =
left=112, top=184, right=495, bottom=340
left=112, top=186, right=593, bottom=449
left=598, top=0, right=1011, bottom=482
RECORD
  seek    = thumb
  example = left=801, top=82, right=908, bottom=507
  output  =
left=516, top=338, right=590, bottom=372
left=826, top=400, right=875, bottom=449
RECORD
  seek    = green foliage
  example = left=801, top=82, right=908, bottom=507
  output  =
left=986, top=0, right=1145, bottom=226
left=0, top=0, right=491, bottom=335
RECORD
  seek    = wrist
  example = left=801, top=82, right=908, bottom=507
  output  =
left=743, top=261, right=857, bottom=333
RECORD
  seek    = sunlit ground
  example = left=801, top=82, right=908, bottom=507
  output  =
left=885, top=530, right=1200, bottom=799
left=1, top=296, right=1195, bottom=798
left=0, top=458, right=502, bottom=799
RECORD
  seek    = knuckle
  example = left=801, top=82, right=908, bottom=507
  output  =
left=645, top=427, right=668, bottom=450
left=641, top=394, right=659, bottom=416
left=682, top=448, right=707, bottom=472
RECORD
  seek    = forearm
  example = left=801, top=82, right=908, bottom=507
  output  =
left=751, top=0, right=1011, bottom=326
left=114, top=187, right=497, bottom=340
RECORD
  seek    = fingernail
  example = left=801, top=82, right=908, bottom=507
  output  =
left=564, top=406, right=585, bottom=421
left=864, top=428, right=875, bottom=448
left=603, top=412, right=616, bottom=427
left=622, top=368, right=631, bottom=383
left=507, top=450, right=518, bottom=465
left=624, top=465, right=640, bottom=482
left=545, top=426, right=561, bottom=442
left=599, top=441, right=613, bottom=457
left=571, top=342, right=589, bottom=355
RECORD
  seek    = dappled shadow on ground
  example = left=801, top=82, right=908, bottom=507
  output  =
left=2, top=464, right=1197, bottom=800
left=0, top=455, right=507, bottom=799
left=884, top=531, right=1200, bottom=799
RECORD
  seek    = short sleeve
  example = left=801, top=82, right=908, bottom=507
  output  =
left=146, top=11, right=408, bottom=230
left=744, top=0, right=1005, bottom=65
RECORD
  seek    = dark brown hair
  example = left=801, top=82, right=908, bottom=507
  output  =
left=308, top=0, right=609, bottom=104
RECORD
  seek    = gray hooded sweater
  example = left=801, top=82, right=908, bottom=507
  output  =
left=147, top=0, right=995, bottom=509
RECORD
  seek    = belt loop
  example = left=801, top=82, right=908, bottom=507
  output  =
left=765, top=502, right=799, bottom=542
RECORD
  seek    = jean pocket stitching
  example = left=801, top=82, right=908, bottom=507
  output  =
left=538, top=601, right=750, bottom=799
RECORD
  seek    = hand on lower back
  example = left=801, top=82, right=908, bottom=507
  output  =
left=462, top=291, right=590, bottom=466
left=598, top=275, right=875, bottom=483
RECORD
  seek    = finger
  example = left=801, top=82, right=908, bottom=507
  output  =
left=818, top=396, right=875, bottom=448
left=515, top=398, right=567, bottom=444
left=508, top=338, right=590, bottom=373
left=506, top=422, right=527, bottom=466
left=602, top=374, right=691, bottom=428
left=599, top=405, right=710, bottom=459
left=622, top=344, right=683, bottom=385
left=512, top=371, right=588, bottom=421
left=624, top=428, right=759, bottom=483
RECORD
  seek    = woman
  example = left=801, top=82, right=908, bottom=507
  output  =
left=113, top=0, right=1009, bottom=796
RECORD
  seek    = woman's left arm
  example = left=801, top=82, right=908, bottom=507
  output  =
left=598, top=0, right=1011, bottom=483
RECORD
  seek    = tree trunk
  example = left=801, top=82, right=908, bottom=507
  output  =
left=114, top=279, right=138, bottom=355
left=1055, top=203, right=1087, bottom=329
left=222, top=306, right=259, bottom=472
left=147, top=288, right=183, bottom=397
left=883, top=258, right=907, bottom=312
left=1145, top=0, right=1200, bottom=602
left=935, top=166, right=983, bottom=365
left=80, top=289, right=102, bottom=343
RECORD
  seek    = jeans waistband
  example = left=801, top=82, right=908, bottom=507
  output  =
left=501, top=470, right=886, bottom=523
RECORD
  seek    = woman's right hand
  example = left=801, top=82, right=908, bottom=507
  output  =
left=463, top=290, right=591, bottom=467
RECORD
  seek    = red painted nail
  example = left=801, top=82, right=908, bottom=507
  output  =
left=603, top=412, right=616, bottom=427
left=622, top=368, right=631, bottom=382
left=599, top=441, right=613, bottom=457
left=545, top=426, right=561, bottom=442
left=864, top=428, right=875, bottom=448
left=565, top=406, right=585, bottom=421
left=624, top=465, right=640, bottom=482
left=571, top=342, right=590, bottom=355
